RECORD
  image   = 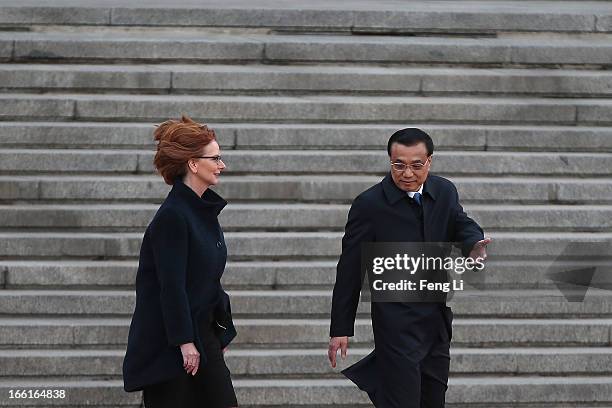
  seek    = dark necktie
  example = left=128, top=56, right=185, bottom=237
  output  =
left=413, top=192, right=422, bottom=206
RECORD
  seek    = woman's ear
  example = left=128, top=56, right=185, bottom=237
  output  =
left=187, top=160, right=198, bottom=174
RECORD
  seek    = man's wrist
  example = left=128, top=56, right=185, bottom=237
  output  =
left=329, top=329, right=354, bottom=338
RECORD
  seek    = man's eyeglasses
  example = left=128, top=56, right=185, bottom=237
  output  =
left=390, top=159, right=429, bottom=172
left=196, top=155, right=224, bottom=164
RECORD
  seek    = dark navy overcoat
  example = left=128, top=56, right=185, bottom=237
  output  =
left=123, top=179, right=236, bottom=392
left=330, top=173, right=484, bottom=405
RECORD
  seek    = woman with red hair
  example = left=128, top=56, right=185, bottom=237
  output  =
left=123, top=115, right=238, bottom=408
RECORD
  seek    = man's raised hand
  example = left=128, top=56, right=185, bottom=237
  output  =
left=469, top=237, right=492, bottom=261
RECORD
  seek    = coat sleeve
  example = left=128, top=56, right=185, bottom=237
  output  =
left=450, top=184, right=485, bottom=257
left=150, top=207, right=194, bottom=346
left=330, top=196, right=374, bottom=337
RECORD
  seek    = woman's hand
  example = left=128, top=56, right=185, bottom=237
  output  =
left=180, top=342, right=200, bottom=376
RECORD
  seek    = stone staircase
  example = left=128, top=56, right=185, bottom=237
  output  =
left=0, top=1, right=612, bottom=406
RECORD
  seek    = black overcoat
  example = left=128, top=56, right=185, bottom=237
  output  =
left=123, top=179, right=236, bottom=392
left=329, top=173, right=484, bottom=404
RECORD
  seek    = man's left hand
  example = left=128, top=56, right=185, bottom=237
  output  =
left=469, top=237, right=492, bottom=261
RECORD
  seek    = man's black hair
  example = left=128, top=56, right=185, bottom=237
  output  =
left=387, top=128, right=434, bottom=157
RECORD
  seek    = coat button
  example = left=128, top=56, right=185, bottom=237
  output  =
left=216, top=241, right=222, bottom=248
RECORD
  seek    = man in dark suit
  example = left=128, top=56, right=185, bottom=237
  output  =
left=328, top=128, right=491, bottom=407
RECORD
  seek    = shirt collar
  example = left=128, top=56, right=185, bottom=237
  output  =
left=382, top=173, right=437, bottom=205
left=406, top=184, right=423, bottom=199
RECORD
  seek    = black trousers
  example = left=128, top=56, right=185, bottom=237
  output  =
left=143, top=318, right=237, bottom=408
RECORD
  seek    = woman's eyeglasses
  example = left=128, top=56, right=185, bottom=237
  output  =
left=196, top=155, right=223, bottom=164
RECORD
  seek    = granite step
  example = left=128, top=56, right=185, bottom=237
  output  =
left=0, top=289, right=611, bottom=318
left=0, top=376, right=611, bottom=407
left=3, top=64, right=612, bottom=97
left=1, top=149, right=611, bottom=177
left=2, top=0, right=612, bottom=34
left=1, top=93, right=612, bottom=124
left=0, top=231, right=609, bottom=259
left=0, top=203, right=609, bottom=233
left=0, top=317, right=610, bottom=348
left=1, top=259, right=610, bottom=291
left=2, top=175, right=610, bottom=205
left=1, top=347, right=611, bottom=378
left=1, top=122, right=610, bottom=152
left=2, top=31, right=612, bottom=67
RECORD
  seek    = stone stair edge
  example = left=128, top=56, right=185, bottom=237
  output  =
left=0, top=373, right=610, bottom=386
left=1, top=288, right=609, bottom=295
left=5, top=31, right=612, bottom=43
left=3, top=147, right=612, bottom=155
left=5, top=92, right=612, bottom=103
left=0, top=203, right=609, bottom=232
left=2, top=121, right=612, bottom=129
left=0, top=174, right=609, bottom=182
left=3, top=63, right=612, bottom=74
left=1, top=151, right=610, bottom=178
left=3, top=345, right=612, bottom=356
left=1, top=347, right=611, bottom=379
left=1, top=2, right=612, bottom=35
left=0, top=230, right=610, bottom=237
left=0, top=345, right=612, bottom=356
left=2, top=63, right=612, bottom=97
left=3, top=32, right=612, bottom=67
left=2, top=93, right=612, bottom=125
left=2, top=202, right=610, bottom=210
left=0, top=316, right=610, bottom=324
